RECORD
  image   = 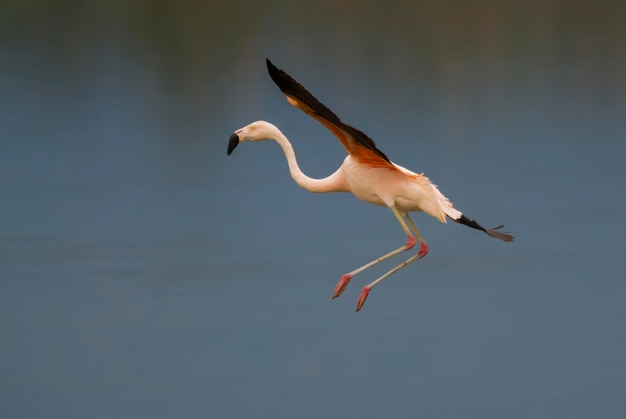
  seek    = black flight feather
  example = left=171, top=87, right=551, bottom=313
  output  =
left=266, top=58, right=391, bottom=163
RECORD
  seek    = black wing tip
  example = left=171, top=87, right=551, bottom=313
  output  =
left=485, top=225, right=514, bottom=242
left=264, top=58, right=342, bottom=121
left=456, top=215, right=514, bottom=242
left=264, top=58, right=392, bottom=164
left=265, top=58, right=292, bottom=94
left=266, top=58, right=278, bottom=78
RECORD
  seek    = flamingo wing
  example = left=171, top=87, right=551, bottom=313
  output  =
left=266, top=58, right=393, bottom=168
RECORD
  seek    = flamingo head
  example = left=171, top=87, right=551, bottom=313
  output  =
left=227, top=120, right=280, bottom=155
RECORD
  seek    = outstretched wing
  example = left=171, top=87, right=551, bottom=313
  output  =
left=266, top=58, right=392, bottom=168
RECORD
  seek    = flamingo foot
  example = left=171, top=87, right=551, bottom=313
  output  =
left=355, top=286, right=371, bottom=312
left=417, top=242, right=429, bottom=258
left=332, top=274, right=352, bottom=299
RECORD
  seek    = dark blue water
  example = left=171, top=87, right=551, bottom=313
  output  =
left=2, top=2, right=625, bottom=418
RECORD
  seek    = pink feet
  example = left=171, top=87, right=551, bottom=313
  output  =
left=417, top=242, right=429, bottom=258
left=332, top=274, right=352, bottom=299
left=355, top=287, right=371, bottom=312
left=333, top=238, right=427, bottom=312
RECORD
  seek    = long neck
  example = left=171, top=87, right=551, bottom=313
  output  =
left=271, top=130, right=347, bottom=193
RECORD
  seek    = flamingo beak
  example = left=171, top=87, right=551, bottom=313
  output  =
left=227, top=133, right=240, bottom=155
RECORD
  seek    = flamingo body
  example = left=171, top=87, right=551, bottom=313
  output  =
left=342, top=157, right=458, bottom=222
left=227, top=59, right=513, bottom=312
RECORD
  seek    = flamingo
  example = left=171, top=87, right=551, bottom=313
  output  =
left=227, top=59, right=513, bottom=312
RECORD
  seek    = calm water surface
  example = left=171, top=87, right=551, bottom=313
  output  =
left=1, top=1, right=625, bottom=418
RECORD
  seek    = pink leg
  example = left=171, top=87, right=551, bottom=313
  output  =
left=356, top=242, right=428, bottom=311
left=332, top=234, right=416, bottom=299
left=356, top=212, right=429, bottom=312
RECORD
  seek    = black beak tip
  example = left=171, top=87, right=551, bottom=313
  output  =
left=227, top=133, right=239, bottom=155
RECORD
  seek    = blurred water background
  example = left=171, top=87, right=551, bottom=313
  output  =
left=1, top=1, right=625, bottom=418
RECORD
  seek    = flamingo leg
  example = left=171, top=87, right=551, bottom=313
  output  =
left=355, top=212, right=429, bottom=312
left=332, top=207, right=419, bottom=299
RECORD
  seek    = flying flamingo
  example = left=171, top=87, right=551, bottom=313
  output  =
left=227, top=59, right=513, bottom=312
